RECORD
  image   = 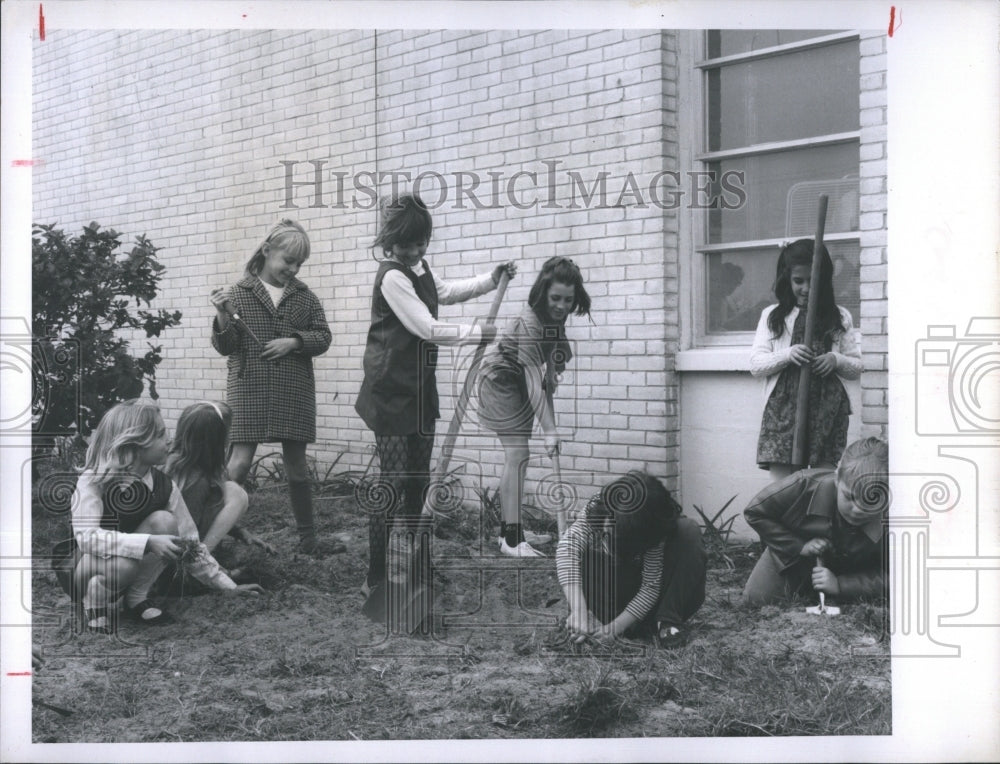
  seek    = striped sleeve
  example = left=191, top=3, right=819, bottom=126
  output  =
left=555, top=518, right=593, bottom=589
left=622, top=545, right=664, bottom=621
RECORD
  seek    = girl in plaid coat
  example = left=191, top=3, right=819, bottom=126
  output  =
left=210, top=219, right=337, bottom=556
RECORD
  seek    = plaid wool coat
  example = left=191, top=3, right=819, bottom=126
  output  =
left=212, top=275, right=332, bottom=443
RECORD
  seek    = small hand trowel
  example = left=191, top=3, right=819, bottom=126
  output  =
left=806, top=556, right=841, bottom=616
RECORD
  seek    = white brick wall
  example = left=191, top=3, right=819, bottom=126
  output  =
left=858, top=31, right=889, bottom=435
left=33, top=29, right=680, bottom=501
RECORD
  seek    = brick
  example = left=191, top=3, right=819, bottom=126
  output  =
left=859, top=54, right=887, bottom=76
left=859, top=143, right=884, bottom=162
left=862, top=406, right=889, bottom=425
left=859, top=35, right=886, bottom=57
left=859, top=89, right=887, bottom=109
left=859, top=249, right=886, bottom=267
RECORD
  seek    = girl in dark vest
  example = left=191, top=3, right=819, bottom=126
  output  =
left=61, top=400, right=260, bottom=633
left=355, top=194, right=516, bottom=599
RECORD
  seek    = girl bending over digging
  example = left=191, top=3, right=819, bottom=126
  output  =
left=556, top=471, right=707, bottom=646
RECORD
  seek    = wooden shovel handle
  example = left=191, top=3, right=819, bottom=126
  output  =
left=422, top=271, right=510, bottom=514
left=791, top=195, right=829, bottom=468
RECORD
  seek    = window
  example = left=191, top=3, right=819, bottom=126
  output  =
left=694, top=31, right=861, bottom=343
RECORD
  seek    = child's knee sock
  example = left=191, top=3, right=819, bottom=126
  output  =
left=368, top=510, right=387, bottom=587
left=84, top=575, right=111, bottom=610
left=288, top=480, right=315, bottom=547
left=124, top=556, right=169, bottom=609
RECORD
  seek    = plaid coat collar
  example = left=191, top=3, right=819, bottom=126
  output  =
left=236, top=274, right=306, bottom=314
left=805, top=472, right=883, bottom=544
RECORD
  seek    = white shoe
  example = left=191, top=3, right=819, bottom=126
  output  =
left=499, top=538, right=545, bottom=558
left=497, top=530, right=552, bottom=546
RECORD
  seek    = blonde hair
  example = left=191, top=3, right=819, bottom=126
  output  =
left=245, top=219, right=311, bottom=276
left=837, top=436, right=890, bottom=513
left=82, top=399, right=165, bottom=485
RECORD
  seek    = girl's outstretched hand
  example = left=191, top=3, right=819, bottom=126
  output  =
left=232, top=583, right=264, bottom=596
left=147, top=534, right=183, bottom=561
left=787, top=343, right=814, bottom=366
left=260, top=337, right=301, bottom=360
left=566, top=610, right=599, bottom=644
left=544, top=433, right=561, bottom=458
left=492, top=261, right=518, bottom=285
left=811, top=352, right=837, bottom=377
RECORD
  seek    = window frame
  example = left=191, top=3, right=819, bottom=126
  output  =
left=680, top=29, right=862, bottom=350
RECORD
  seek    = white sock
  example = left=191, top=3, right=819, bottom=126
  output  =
left=84, top=575, right=109, bottom=611
left=124, top=556, right=168, bottom=609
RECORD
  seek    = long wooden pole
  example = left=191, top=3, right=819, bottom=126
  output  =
left=422, top=271, right=510, bottom=515
left=790, top=195, right=829, bottom=468
left=545, top=382, right=567, bottom=537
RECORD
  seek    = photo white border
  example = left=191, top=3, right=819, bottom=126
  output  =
left=3, top=1, right=998, bottom=761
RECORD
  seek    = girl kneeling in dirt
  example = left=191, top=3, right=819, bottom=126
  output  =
left=55, top=400, right=262, bottom=633
left=164, top=400, right=273, bottom=561
left=556, top=471, right=707, bottom=647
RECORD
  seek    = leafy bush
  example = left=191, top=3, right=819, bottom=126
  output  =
left=32, top=221, right=182, bottom=440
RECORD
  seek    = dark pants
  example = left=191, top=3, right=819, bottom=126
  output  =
left=582, top=517, right=707, bottom=632
left=366, top=431, right=435, bottom=587
left=741, top=548, right=813, bottom=606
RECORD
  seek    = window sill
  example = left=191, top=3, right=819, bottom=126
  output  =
left=675, top=346, right=751, bottom=372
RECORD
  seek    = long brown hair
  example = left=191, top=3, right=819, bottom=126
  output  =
left=164, top=401, right=232, bottom=495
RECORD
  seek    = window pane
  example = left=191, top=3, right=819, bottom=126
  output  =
left=706, top=247, right=777, bottom=333
left=706, top=239, right=860, bottom=334
left=706, top=143, right=859, bottom=244
left=706, top=30, right=841, bottom=58
left=707, top=40, right=860, bottom=150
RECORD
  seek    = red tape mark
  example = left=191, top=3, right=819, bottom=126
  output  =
left=39, top=4, right=45, bottom=41
left=7, top=672, right=32, bottom=676
left=11, top=159, right=39, bottom=167
left=888, top=6, right=897, bottom=37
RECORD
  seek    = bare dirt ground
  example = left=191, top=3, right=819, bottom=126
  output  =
left=31, top=480, right=890, bottom=742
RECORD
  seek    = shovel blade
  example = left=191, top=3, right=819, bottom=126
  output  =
left=805, top=604, right=841, bottom=616
left=362, top=517, right=435, bottom=635
left=362, top=578, right=434, bottom=635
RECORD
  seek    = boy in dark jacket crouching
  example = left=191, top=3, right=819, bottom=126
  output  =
left=741, top=437, right=889, bottom=606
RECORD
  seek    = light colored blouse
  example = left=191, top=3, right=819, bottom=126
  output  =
left=380, top=261, right=496, bottom=345
left=749, top=304, right=862, bottom=405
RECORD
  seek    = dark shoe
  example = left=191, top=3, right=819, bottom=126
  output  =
left=298, top=536, right=347, bottom=557
left=125, top=599, right=172, bottom=626
left=655, top=622, right=687, bottom=649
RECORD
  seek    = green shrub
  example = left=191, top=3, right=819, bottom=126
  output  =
left=32, top=222, right=182, bottom=441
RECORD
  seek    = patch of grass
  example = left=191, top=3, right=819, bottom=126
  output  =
left=267, top=647, right=339, bottom=678
left=667, top=639, right=890, bottom=737
left=847, top=598, right=889, bottom=643
left=102, top=672, right=154, bottom=719
left=555, top=667, right=639, bottom=737
left=490, top=690, right=531, bottom=730
left=693, top=495, right=741, bottom=568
